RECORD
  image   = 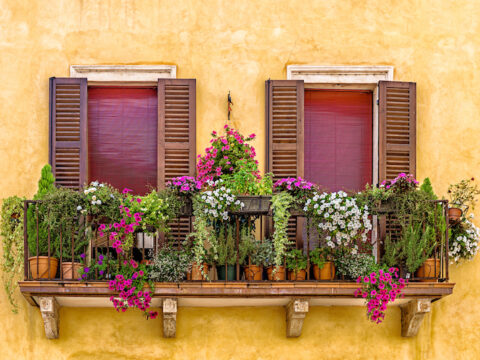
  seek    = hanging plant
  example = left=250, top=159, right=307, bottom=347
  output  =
left=270, top=192, right=294, bottom=266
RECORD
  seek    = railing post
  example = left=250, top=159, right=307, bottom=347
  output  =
left=23, top=201, right=28, bottom=280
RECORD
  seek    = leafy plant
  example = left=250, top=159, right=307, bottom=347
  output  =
left=285, top=249, right=308, bottom=271
left=403, top=224, right=436, bottom=274
left=448, top=178, right=480, bottom=213
left=449, top=216, right=480, bottom=263
left=149, top=246, right=192, bottom=282
left=215, top=225, right=237, bottom=266
left=81, top=181, right=122, bottom=223
left=0, top=196, right=25, bottom=313
left=335, top=250, right=376, bottom=279
left=239, top=234, right=272, bottom=266
left=221, top=160, right=273, bottom=195
left=309, top=247, right=328, bottom=269
left=271, top=192, right=294, bottom=265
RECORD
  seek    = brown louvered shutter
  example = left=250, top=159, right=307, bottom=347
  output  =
left=49, top=77, right=88, bottom=189
left=378, top=81, right=416, bottom=181
left=266, top=80, right=304, bottom=247
left=157, top=79, right=196, bottom=187
left=157, top=79, right=196, bottom=245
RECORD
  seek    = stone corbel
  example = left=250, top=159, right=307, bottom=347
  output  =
left=400, top=299, right=431, bottom=337
left=162, top=298, right=177, bottom=338
left=286, top=298, right=309, bottom=338
left=38, top=297, right=60, bottom=339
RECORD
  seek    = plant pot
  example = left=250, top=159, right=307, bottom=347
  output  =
left=415, top=258, right=441, bottom=282
left=216, top=265, right=236, bottom=281
left=267, top=265, right=286, bottom=281
left=288, top=269, right=307, bottom=281
left=28, top=256, right=58, bottom=279
left=61, top=262, right=83, bottom=280
left=140, top=259, right=153, bottom=265
left=235, top=196, right=271, bottom=214
left=448, top=207, right=462, bottom=223
left=187, top=262, right=209, bottom=281
left=244, top=265, right=263, bottom=281
left=313, top=262, right=335, bottom=280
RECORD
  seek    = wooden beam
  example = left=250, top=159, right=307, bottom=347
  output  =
left=286, top=298, right=309, bottom=338
left=38, top=297, right=60, bottom=339
left=162, top=298, right=177, bottom=338
left=401, top=299, right=431, bottom=337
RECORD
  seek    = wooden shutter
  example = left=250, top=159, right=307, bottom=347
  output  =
left=158, top=79, right=196, bottom=245
left=49, top=77, right=88, bottom=189
left=378, top=81, right=416, bottom=181
left=266, top=80, right=304, bottom=248
left=157, top=79, right=196, bottom=188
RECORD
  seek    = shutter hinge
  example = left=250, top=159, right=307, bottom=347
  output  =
left=376, top=99, right=379, bottom=105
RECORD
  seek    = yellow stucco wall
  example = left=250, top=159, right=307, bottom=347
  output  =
left=1, top=0, right=480, bottom=359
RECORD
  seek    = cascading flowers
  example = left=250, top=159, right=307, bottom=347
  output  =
left=198, top=180, right=244, bottom=221
left=355, top=267, right=407, bottom=323
left=167, top=176, right=203, bottom=195
left=449, top=214, right=480, bottom=263
left=304, top=191, right=372, bottom=250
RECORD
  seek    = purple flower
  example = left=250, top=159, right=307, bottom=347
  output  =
left=80, top=253, right=86, bottom=259
left=99, top=254, right=104, bottom=261
left=84, top=267, right=90, bottom=273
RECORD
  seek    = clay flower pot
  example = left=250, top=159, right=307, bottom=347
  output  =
left=288, top=269, right=306, bottom=281
left=244, top=265, right=263, bottom=281
left=448, top=207, right=463, bottom=223
left=267, top=265, right=286, bottom=281
left=29, top=256, right=58, bottom=279
left=187, top=262, right=209, bottom=281
left=313, top=261, right=336, bottom=280
left=61, top=262, right=83, bottom=280
left=415, top=258, right=441, bottom=282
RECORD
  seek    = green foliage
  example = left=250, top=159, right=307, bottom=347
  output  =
left=402, top=224, right=436, bottom=274
left=0, top=196, right=25, bottom=313
left=81, top=181, right=122, bottom=223
left=149, top=246, right=193, bottom=282
left=448, top=178, right=480, bottom=213
left=309, top=247, right=328, bottom=269
left=215, top=225, right=237, bottom=266
left=382, top=234, right=401, bottom=268
left=420, top=178, right=437, bottom=200
left=35, top=165, right=56, bottom=200
left=271, top=192, right=294, bottom=266
left=355, top=184, right=391, bottom=213
left=285, top=249, right=308, bottom=271
left=335, top=249, right=376, bottom=279
left=239, top=234, right=272, bottom=266
left=221, top=160, right=273, bottom=195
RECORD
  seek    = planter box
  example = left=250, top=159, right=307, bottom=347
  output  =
left=178, top=197, right=193, bottom=216
left=234, top=195, right=271, bottom=214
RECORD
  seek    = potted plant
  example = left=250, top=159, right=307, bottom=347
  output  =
left=286, top=249, right=308, bottom=281
left=240, top=233, right=271, bottom=281
left=448, top=178, right=480, bottom=223
left=0, top=195, right=26, bottom=312
left=215, top=226, right=237, bottom=281
left=335, top=248, right=376, bottom=281
left=149, top=245, right=192, bottom=282
left=166, top=176, right=202, bottom=216
left=273, top=177, right=318, bottom=216
left=310, top=247, right=336, bottom=280
left=81, top=181, right=122, bottom=224
left=263, top=241, right=286, bottom=280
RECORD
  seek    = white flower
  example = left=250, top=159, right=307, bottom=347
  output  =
left=92, top=195, right=97, bottom=201
left=76, top=205, right=82, bottom=211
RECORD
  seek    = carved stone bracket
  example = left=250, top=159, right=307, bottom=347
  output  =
left=162, top=298, right=178, bottom=338
left=286, top=298, right=309, bottom=338
left=401, top=299, right=431, bottom=337
left=38, top=297, right=60, bottom=339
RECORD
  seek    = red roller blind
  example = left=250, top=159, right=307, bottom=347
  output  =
left=305, top=89, right=372, bottom=193
left=88, top=87, right=157, bottom=195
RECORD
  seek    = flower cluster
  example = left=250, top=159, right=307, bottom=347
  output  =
left=273, top=177, right=316, bottom=199
left=167, top=176, right=202, bottom=195
left=108, top=260, right=157, bottom=319
left=380, top=173, right=419, bottom=193
left=449, top=215, right=480, bottom=263
left=304, top=191, right=372, bottom=247
left=80, top=181, right=121, bottom=221
left=197, top=180, right=243, bottom=220
left=355, top=268, right=407, bottom=323
left=99, top=189, right=143, bottom=254
left=196, top=125, right=259, bottom=184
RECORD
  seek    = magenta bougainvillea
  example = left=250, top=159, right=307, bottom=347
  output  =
left=196, top=125, right=259, bottom=184
left=354, top=267, right=407, bottom=323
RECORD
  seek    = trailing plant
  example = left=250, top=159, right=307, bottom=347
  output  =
left=285, top=249, right=308, bottom=271
left=239, top=234, right=272, bottom=266
left=0, top=196, right=25, bottom=313
left=196, top=125, right=259, bottom=184
left=355, top=184, right=391, bottom=214
left=166, top=176, right=203, bottom=196
left=309, top=247, right=330, bottom=269
left=355, top=267, right=407, bottom=324
left=449, top=215, right=480, bottom=263
left=448, top=178, right=480, bottom=213
left=273, top=177, right=317, bottom=207
left=149, top=245, right=193, bottom=282
left=82, top=181, right=122, bottom=223
left=271, top=192, right=294, bottom=265
left=335, top=248, right=376, bottom=280
left=380, top=173, right=419, bottom=193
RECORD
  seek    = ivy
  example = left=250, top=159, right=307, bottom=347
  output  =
left=271, top=192, right=294, bottom=266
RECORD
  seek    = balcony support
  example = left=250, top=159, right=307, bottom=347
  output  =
left=38, top=297, right=60, bottom=339
left=400, top=299, right=431, bottom=337
left=286, top=298, right=309, bottom=338
left=162, top=298, right=177, bottom=338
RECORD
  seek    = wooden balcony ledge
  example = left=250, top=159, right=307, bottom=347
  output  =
left=19, top=281, right=454, bottom=339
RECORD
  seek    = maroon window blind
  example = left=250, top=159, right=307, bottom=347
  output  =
left=88, top=87, right=157, bottom=195
left=304, top=89, right=373, bottom=193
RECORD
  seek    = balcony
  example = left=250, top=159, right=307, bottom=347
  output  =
left=19, top=197, right=454, bottom=339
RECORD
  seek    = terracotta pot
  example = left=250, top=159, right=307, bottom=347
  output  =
left=288, top=269, right=307, bottom=281
left=244, top=265, right=263, bottom=281
left=415, top=258, right=441, bottom=282
left=29, top=256, right=58, bottom=279
left=187, top=262, right=209, bottom=281
left=140, top=259, right=153, bottom=265
left=61, top=262, right=83, bottom=280
left=448, top=207, right=463, bottom=223
left=313, top=262, right=336, bottom=280
left=267, top=265, right=286, bottom=281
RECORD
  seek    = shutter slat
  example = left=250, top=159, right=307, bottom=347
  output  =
left=49, top=77, right=87, bottom=190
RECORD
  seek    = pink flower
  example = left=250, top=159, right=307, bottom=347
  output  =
left=122, top=188, right=133, bottom=194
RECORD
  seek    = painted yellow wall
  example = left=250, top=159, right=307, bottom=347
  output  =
left=1, top=0, right=480, bottom=358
